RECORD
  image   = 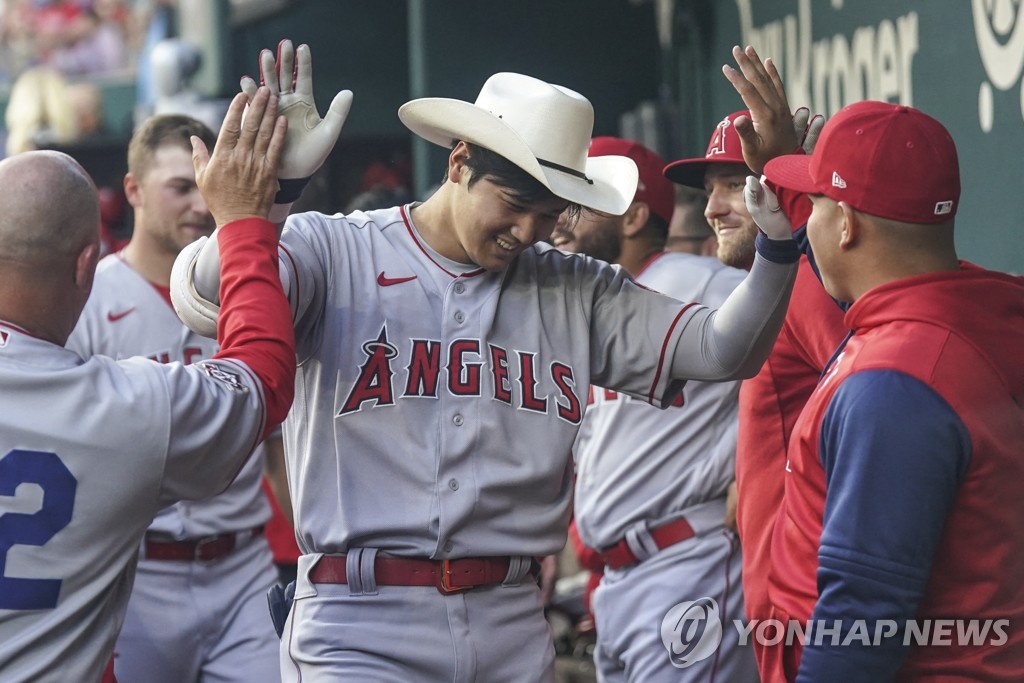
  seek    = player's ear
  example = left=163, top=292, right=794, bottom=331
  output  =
left=621, top=201, right=649, bottom=238
left=837, top=201, right=858, bottom=250
left=74, top=239, right=100, bottom=293
left=447, top=141, right=471, bottom=184
left=123, top=172, right=142, bottom=208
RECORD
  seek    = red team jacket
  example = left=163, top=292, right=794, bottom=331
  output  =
left=765, top=263, right=1024, bottom=682
left=736, top=184, right=848, bottom=643
left=735, top=254, right=847, bottom=626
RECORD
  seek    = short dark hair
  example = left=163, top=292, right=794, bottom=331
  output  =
left=128, top=115, right=216, bottom=178
left=455, top=141, right=581, bottom=220
left=645, top=212, right=669, bottom=242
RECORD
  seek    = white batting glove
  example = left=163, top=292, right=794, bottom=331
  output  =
left=744, top=175, right=790, bottom=241
left=802, top=113, right=824, bottom=154
left=792, top=106, right=825, bottom=155
left=241, top=40, right=353, bottom=209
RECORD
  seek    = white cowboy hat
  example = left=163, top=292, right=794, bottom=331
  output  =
left=398, top=72, right=638, bottom=215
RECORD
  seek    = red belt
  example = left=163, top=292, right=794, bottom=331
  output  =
left=143, top=526, right=264, bottom=562
left=599, top=518, right=696, bottom=570
left=310, top=555, right=520, bottom=595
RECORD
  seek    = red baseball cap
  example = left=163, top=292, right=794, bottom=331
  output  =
left=588, top=136, right=674, bottom=224
left=763, top=101, right=960, bottom=224
left=662, top=111, right=752, bottom=189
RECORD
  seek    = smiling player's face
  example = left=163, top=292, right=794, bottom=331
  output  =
left=703, top=164, right=757, bottom=270
left=453, top=174, right=568, bottom=272
left=126, top=145, right=215, bottom=257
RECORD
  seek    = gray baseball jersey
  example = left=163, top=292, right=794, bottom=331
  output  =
left=67, top=255, right=272, bottom=537
left=0, top=323, right=267, bottom=682
left=573, top=251, right=758, bottom=682
left=65, top=254, right=280, bottom=683
left=573, top=252, right=745, bottom=549
left=275, top=204, right=789, bottom=559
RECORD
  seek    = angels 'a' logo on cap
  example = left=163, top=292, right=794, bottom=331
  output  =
left=706, top=117, right=731, bottom=157
left=0, top=330, right=8, bottom=348
left=831, top=171, right=848, bottom=189
left=934, top=200, right=954, bottom=215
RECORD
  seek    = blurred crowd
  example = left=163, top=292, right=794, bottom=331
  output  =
left=0, top=0, right=143, bottom=81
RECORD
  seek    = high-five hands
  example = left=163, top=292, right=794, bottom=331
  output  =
left=192, top=88, right=286, bottom=226
left=240, top=40, right=353, bottom=195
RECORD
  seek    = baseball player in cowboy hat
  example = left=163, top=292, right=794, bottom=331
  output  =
left=173, top=41, right=802, bottom=682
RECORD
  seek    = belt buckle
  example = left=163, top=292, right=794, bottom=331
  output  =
left=194, top=535, right=224, bottom=561
left=437, top=559, right=473, bottom=595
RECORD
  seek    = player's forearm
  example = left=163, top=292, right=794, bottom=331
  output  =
left=213, top=218, right=296, bottom=433
left=193, top=213, right=288, bottom=304
left=669, top=235, right=798, bottom=381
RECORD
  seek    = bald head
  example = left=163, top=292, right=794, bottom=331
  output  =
left=0, top=151, right=100, bottom=263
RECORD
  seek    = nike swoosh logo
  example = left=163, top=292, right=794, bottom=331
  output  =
left=107, top=308, right=136, bottom=322
left=377, top=272, right=417, bottom=287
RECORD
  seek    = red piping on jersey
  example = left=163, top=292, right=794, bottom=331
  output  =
left=115, top=249, right=176, bottom=309
left=0, top=320, right=33, bottom=336
left=633, top=251, right=666, bottom=279
left=647, top=303, right=697, bottom=405
left=400, top=204, right=486, bottom=279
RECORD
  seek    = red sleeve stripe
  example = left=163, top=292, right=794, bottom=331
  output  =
left=648, top=303, right=698, bottom=405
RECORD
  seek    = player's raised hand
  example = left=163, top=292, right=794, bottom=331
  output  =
left=240, top=40, right=352, bottom=190
left=743, top=175, right=790, bottom=241
left=192, top=88, right=287, bottom=226
left=722, top=45, right=797, bottom=174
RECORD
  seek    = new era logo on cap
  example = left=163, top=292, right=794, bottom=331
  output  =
left=761, top=102, right=960, bottom=225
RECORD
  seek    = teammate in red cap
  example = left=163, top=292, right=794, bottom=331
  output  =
left=664, top=105, right=847, bottom=677
left=728, top=45, right=1024, bottom=682
left=570, top=136, right=757, bottom=682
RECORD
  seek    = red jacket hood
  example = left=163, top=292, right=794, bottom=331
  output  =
left=845, top=262, right=1024, bottom=403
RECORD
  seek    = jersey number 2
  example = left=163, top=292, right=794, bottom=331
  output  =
left=0, top=449, right=77, bottom=610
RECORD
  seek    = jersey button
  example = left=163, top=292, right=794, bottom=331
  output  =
left=454, top=282, right=465, bottom=294
left=443, top=540, right=454, bottom=553
left=454, top=311, right=465, bottom=324
left=448, top=478, right=459, bottom=491
left=452, top=414, right=464, bottom=426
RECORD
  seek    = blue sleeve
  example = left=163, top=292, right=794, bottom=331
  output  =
left=793, top=224, right=849, bottom=313
left=796, top=370, right=971, bottom=683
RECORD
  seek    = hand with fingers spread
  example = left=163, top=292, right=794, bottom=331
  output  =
left=193, top=88, right=287, bottom=226
left=722, top=45, right=798, bottom=174
left=241, top=39, right=353, bottom=203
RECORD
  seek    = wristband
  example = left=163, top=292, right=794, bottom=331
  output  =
left=275, top=177, right=311, bottom=205
left=755, top=232, right=800, bottom=264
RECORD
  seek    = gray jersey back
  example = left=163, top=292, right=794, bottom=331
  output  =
left=0, top=325, right=266, bottom=682
left=573, top=253, right=746, bottom=549
left=66, top=255, right=270, bottom=537
left=277, top=205, right=703, bottom=559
